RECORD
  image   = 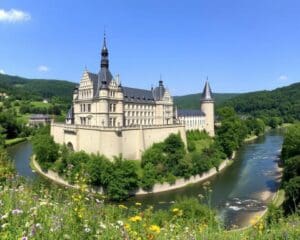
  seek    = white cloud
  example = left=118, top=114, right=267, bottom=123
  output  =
left=278, top=75, right=288, bottom=81
left=0, top=69, right=5, bottom=74
left=0, top=9, right=31, bottom=23
left=37, top=65, right=49, bottom=72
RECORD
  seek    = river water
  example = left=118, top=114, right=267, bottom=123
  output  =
left=8, top=130, right=283, bottom=228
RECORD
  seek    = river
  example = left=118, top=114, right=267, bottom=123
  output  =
left=8, top=130, right=283, bottom=229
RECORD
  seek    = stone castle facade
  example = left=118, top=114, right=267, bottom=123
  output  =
left=51, top=36, right=214, bottom=160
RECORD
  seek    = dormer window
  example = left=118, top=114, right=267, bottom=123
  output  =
left=110, top=91, right=115, bottom=97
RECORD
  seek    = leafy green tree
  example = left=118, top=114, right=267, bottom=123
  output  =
left=283, top=176, right=300, bottom=214
left=141, top=143, right=166, bottom=167
left=140, top=162, right=157, bottom=191
left=66, top=151, right=90, bottom=182
left=281, top=124, right=300, bottom=161
left=86, top=154, right=112, bottom=186
left=282, top=155, right=300, bottom=183
left=106, top=158, right=139, bottom=201
left=216, top=107, right=248, bottom=157
left=32, top=133, right=59, bottom=171
left=163, top=133, right=185, bottom=173
left=269, top=117, right=283, bottom=129
left=253, top=118, right=266, bottom=136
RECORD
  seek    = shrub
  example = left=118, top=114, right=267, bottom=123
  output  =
left=283, top=176, right=300, bottom=214
left=282, top=155, right=300, bottom=183
left=281, top=124, right=300, bottom=161
left=32, top=133, right=59, bottom=171
left=172, top=197, right=217, bottom=225
left=140, top=162, right=157, bottom=191
left=0, top=147, right=14, bottom=182
left=106, top=158, right=139, bottom=201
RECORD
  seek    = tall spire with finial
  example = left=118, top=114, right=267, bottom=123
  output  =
left=101, top=31, right=109, bottom=69
left=201, top=77, right=213, bottom=101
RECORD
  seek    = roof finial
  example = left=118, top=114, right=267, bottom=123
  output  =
left=159, top=74, right=163, bottom=86
left=103, top=29, right=107, bottom=50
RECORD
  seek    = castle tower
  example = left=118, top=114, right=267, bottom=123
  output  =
left=97, top=33, right=112, bottom=127
left=200, top=80, right=215, bottom=136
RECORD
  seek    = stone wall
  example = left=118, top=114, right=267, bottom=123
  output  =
left=32, top=156, right=232, bottom=196
left=51, top=123, right=187, bottom=160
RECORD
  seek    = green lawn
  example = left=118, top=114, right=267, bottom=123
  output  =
left=31, top=101, right=51, bottom=108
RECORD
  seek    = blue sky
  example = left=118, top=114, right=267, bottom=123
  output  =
left=0, top=0, right=299, bottom=95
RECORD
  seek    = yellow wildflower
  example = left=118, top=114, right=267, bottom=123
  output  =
left=135, top=202, right=142, bottom=206
left=172, top=208, right=183, bottom=216
left=129, top=215, right=142, bottom=222
left=124, top=223, right=131, bottom=230
left=172, top=208, right=179, bottom=213
left=149, top=224, right=161, bottom=233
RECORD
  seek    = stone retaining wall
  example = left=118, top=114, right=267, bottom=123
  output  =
left=32, top=153, right=234, bottom=196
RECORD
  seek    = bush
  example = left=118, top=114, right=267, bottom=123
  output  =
left=106, top=158, right=139, bottom=201
left=32, top=133, right=59, bottom=171
left=172, top=197, right=217, bottom=225
left=283, top=176, right=300, bottom=214
left=86, top=154, right=112, bottom=186
left=140, top=162, right=157, bottom=191
left=282, top=155, right=300, bottom=183
left=0, top=147, right=14, bottom=182
left=281, top=124, right=300, bottom=161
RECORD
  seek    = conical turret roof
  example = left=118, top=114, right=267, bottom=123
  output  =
left=201, top=81, right=213, bottom=101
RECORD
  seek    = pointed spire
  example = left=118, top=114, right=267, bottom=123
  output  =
left=100, top=31, right=109, bottom=69
left=102, top=30, right=107, bottom=51
left=201, top=78, right=213, bottom=101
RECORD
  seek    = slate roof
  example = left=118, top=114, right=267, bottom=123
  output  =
left=177, top=109, right=205, bottom=117
left=87, top=70, right=113, bottom=97
left=123, top=87, right=155, bottom=103
left=30, top=114, right=51, bottom=119
left=201, top=81, right=213, bottom=100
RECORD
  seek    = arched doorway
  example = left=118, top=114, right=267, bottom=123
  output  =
left=66, top=142, right=74, bottom=151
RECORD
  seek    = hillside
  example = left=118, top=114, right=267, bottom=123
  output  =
left=222, top=82, right=300, bottom=122
left=0, top=73, right=77, bottom=102
left=174, top=93, right=239, bottom=109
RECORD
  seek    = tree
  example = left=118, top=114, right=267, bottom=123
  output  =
left=106, top=159, right=139, bottom=201
left=86, top=154, right=112, bottom=186
left=282, top=155, right=300, bottom=183
left=163, top=133, right=185, bottom=173
left=141, top=143, right=166, bottom=167
left=140, top=162, right=157, bottom=191
left=283, top=176, right=300, bottom=214
left=32, top=133, right=59, bottom=171
left=269, top=117, right=282, bottom=129
left=281, top=124, right=300, bottom=161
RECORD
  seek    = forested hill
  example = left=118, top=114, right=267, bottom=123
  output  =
left=222, top=82, right=300, bottom=122
left=174, top=93, right=239, bottom=109
left=0, top=73, right=77, bottom=101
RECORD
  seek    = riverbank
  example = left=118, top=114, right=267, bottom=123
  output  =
left=32, top=153, right=235, bottom=196
left=5, top=137, right=28, bottom=147
left=230, top=159, right=284, bottom=231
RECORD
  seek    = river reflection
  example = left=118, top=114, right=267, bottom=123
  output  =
left=8, top=130, right=283, bottom=228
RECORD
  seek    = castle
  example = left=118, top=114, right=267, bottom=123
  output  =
left=51, top=36, right=214, bottom=160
